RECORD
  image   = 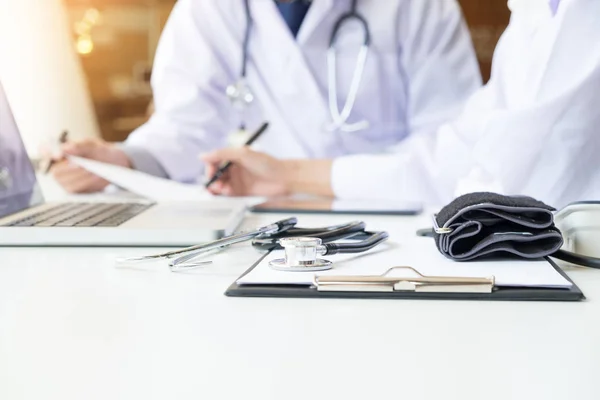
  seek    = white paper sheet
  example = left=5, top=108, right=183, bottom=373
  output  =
left=237, top=239, right=572, bottom=289
left=68, top=156, right=213, bottom=202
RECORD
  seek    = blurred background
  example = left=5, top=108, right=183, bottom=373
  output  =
left=0, top=0, right=510, bottom=155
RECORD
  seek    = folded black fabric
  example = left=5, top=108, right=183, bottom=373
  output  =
left=434, top=192, right=564, bottom=261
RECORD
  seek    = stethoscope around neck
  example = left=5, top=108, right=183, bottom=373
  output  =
left=226, top=0, right=371, bottom=133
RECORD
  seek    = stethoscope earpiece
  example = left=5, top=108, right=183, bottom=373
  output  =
left=226, top=80, right=254, bottom=111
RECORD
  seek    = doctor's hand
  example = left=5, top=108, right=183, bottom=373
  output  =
left=46, top=138, right=132, bottom=194
left=201, top=148, right=291, bottom=197
left=201, top=148, right=335, bottom=198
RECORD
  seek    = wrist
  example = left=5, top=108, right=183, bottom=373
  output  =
left=282, top=160, right=301, bottom=194
left=116, top=150, right=133, bottom=169
left=281, top=159, right=334, bottom=197
left=117, top=144, right=169, bottom=178
left=109, top=143, right=133, bottom=168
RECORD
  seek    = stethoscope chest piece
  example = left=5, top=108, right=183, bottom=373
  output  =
left=269, top=237, right=333, bottom=272
left=226, top=79, right=254, bottom=111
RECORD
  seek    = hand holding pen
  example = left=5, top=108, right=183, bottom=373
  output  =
left=204, top=122, right=269, bottom=188
left=44, top=133, right=132, bottom=193
left=44, top=130, right=69, bottom=173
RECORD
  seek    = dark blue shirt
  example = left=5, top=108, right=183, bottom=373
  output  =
left=276, top=1, right=311, bottom=38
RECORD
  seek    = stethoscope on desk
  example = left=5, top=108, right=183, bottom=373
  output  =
left=252, top=220, right=389, bottom=271
left=117, top=217, right=388, bottom=272
left=227, top=0, right=371, bottom=133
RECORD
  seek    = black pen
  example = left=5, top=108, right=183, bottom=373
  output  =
left=44, top=130, right=69, bottom=174
left=205, top=122, right=269, bottom=188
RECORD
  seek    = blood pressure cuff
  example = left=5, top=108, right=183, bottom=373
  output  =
left=434, top=192, right=564, bottom=261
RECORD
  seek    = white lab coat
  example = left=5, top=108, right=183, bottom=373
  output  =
left=126, top=0, right=481, bottom=183
left=333, top=0, right=600, bottom=208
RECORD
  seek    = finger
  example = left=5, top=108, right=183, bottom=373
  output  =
left=201, top=147, right=249, bottom=165
left=222, top=165, right=248, bottom=197
left=62, top=138, right=100, bottom=157
left=220, top=185, right=235, bottom=197
left=54, top=168, right=93, bottom=190
left=210, top=166, right=243, bottom=196
left=61, top=170, right=106, bottom=193
left=39, top=145, right=64, bottom=169
left=206, top=186, right=220, bottom=195
left=38, top=144, right=54, bottom=159
left=50, top=162, right=102, bottom=193
left=204, top=162, right=218, bottom=181
left=207, top=180, right=231, bottom=196
left=57, top=167, right=95, bottom=187
left=68, top=174, right=109, bottom=194
left=212, top=177, right=236, bottom=197
left=208, top=180, right=224, bottom=192
left=50, top=161, right=79, bottom=179
left=207, top=186, right=225, bottom=196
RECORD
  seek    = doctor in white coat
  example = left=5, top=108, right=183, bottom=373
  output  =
left=50, top=0, right=482, bottom=193
left=204, top=0, right=600, bottom=208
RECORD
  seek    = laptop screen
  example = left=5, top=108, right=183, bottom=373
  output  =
left=0, top=80, right=44, bottom=219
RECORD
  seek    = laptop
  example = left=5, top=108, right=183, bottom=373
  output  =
left=0, top=79, right=246, bottom=246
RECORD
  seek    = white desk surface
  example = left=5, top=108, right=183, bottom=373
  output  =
left=1, top=177, right=599, bottom=400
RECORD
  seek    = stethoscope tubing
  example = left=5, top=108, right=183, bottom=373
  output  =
left=238, top=0, right=371, bottom=133
left=251, top=220, right=368, bottom=250
left=551, top=249, right=600, bottom=269
left=322, top=231, right=389, bottom=255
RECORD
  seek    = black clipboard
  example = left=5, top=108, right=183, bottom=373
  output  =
left=225, top=253, right=585, bottom=302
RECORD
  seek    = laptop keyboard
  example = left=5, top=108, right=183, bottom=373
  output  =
left=2, top=203, right=152, bottom=227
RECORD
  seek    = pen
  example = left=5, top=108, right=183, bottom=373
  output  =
left=44, top=130, right=69, bottom=174
left=205, top=122, right=269, bottom=188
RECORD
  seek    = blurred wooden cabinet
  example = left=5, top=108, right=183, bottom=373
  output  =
left=64, top=0, right=177, bottom=142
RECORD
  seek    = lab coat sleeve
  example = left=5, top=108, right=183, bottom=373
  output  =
left=333, top=76, right=600, bottom=206
left=331, top=120, right=474, bottom=205
left=119, top=145, right=169, bottom=178
left=124, top=0, right=238, bottom=182
left=399, top=0, right=483, bottom=135
left=330, top=82, right=544, bottom=204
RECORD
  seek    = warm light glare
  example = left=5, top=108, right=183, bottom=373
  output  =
left=84, top=8, right=101, bottom=25
left=73, top=7, right=102, bottom=55
left=76, top=35, right=94, bottom=55
left=74, top=21, right=92, bottom=35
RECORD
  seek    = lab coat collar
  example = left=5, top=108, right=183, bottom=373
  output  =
left=259, top=0, right=336, bottom=45
left=296, top=0, right=335, bottom=44
left=250, top=0, right=335, bottom=156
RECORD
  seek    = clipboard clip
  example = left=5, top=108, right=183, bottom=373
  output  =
left=313, top=267, right=495, bottom=293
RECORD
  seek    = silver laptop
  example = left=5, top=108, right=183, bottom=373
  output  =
left=0, top=80, right=245, bottom=246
